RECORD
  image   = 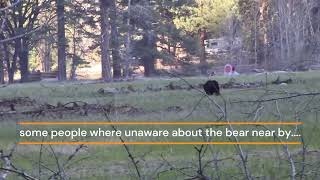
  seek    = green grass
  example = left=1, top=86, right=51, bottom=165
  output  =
left=1, top=71, right=320, bottom=179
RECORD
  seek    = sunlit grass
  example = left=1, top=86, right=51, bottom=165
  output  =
left=0, top=71, right=320, bottom=179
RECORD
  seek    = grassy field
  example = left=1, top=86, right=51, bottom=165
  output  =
left=0, top=71, right=320, bottom=179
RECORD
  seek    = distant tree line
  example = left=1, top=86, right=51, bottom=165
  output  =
left=239, top=0, right=320, bottom=70
left=0, top=0, right=319, bottom=83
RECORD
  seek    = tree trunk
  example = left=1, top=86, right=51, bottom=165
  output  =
left=70, top=57, right=77, bottom=80
left=198, top=28, right=207, bottom=75
left=19, top=39, right=29, bottom=83
left=124, top=0, right=132, bottom=79
left=100, top=0, right=112, bottom=82
left=0, top=44, right=4, bottom=84
left=45, top=42, right=51, bottom=72
left=56, top=0, right=67, bottom=81
left=259, top=0, right=269, bottom=69
left=38, top=38, right=52, bottom=72
left=43, top=38, right=52, bottom=72
left=70, top=25, right=77, bottom=80
left=6, top=39, right=20, bottom=84
left=7, top=46, right=15, bottom=84
left=0, top=34, right=5, bottom=83
left=110, top=0, right=122, bottom=78
left=143, top=31, right=156, bottom=77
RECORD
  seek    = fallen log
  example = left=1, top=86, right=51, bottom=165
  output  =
left=272, top=76, right=293, bottom=85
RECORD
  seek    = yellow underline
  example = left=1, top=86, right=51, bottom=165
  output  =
left=17, top=122, right=303, bottom=125
left=18, top=141, right=302, bottom=145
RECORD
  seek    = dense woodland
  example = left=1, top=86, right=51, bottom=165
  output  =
left=0, top=0, right=320, bottom=83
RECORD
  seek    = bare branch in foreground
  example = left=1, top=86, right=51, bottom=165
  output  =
left=102, top=108, right=142, bottom=180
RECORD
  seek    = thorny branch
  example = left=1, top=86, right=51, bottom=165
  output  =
left=162, top=70, right=252, bottom=179
left=0, top=145, right=38, bottom=180
left=102, top=108, right=142, bottom=180
left=231, top=92, right=320, bottom=104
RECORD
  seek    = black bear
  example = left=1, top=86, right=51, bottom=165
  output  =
left=203, top=80, right=220, bottom=96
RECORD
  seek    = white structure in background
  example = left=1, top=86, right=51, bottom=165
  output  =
left=205, top=37, right=241, bottom=55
